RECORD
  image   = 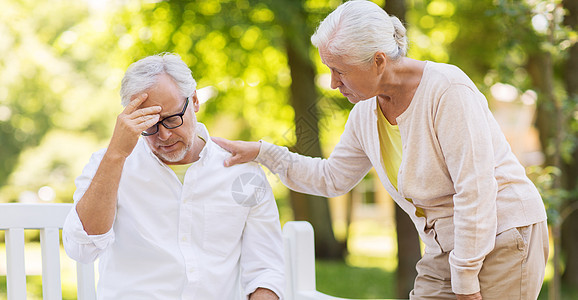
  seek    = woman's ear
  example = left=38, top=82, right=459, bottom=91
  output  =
left=374, top=52, right=387, bottom=73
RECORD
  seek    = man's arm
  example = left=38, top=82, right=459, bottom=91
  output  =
left=76, top=93, right=160, bottom=235
left=239, top=170, right=284, bottom=300
left=249, top=288, right=278, bottom=300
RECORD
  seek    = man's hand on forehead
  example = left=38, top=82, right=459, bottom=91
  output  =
left=107, top=93, right=162, bottom=158
left=132, top=92, right=163, bottom=111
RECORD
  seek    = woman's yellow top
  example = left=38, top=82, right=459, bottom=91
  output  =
left=376, top=100, right=425, bottom=217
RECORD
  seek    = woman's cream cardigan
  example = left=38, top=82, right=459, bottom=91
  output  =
left=256, top=61, right=547, bottom=294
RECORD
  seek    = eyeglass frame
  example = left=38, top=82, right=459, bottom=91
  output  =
left=141, top=96, right=190, bottom=136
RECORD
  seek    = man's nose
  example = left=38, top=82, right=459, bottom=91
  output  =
left=157, top=125, right=172, bottom=141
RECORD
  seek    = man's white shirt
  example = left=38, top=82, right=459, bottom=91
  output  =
left=63, top=123, right=284, bottom=299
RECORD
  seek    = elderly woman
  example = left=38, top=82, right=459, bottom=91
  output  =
left=214, top=1, right=548, bottom=299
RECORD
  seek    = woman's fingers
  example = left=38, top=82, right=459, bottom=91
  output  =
left=224, top=153, right=243, bottom=168
left=212, top=137, right=260, bottom=167
left=212, top=137, right=241, bottom=167
left=212, top=136, right=233, bottom=152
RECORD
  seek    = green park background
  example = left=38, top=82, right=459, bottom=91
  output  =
left=1, top=0, right=578, bottom=299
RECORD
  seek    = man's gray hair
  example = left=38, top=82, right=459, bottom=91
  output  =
left=120, top=53, right=197, bottom=107
left=311, top=0, right=408, bottom=66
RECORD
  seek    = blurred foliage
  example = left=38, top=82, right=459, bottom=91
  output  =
left=0, top=0, right=522, bottom=199
left=0, top=0, right=507, bottom=204
left=0, top=0, right=362, bottom=206
left=488, top=0, right=577, bottom=219
left=407, top=0, right=502, bottom=86
left=0, top=0, right=95, bottom=192
left=1, top=0, right=577, bottom=297
left=527, top=165, right=572, bottom=223
left=0, top=0, right=575, bottom=237
left=0, top=0, right=575, bottom=238
left=0, top=0, right=294, bottom=204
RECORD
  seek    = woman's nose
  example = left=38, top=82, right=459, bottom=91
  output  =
left=330, top=73, right=342, bottom=89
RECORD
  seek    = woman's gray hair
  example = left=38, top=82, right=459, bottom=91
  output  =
left=120, top=53, right=197, bottom=107
left=311, top=0, right=408, bottom=66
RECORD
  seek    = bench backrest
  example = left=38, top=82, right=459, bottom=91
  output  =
left=0, top=203, right=95, bottom=300
left=0, top=204, right=394, bottom=300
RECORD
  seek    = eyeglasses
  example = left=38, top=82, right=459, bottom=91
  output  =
left=141, top=97, right=189, bottom=136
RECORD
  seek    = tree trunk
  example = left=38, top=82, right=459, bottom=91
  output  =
left=384, top=1, right=421, bottom=297
left=561, top=0, right=578, bottom=288
left=394, top=205, right=420, bottom=297
left=527, top=50, right=563, bottom=300
left=280, top=0, right=343, bottom=259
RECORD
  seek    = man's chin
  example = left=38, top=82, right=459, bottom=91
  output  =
left=154, top=148, right=188, bottom=164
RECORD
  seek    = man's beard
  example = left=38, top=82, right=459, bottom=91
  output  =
left=146, top=127, right=198, bottom=164
left=154, top=142, right=191, bottom=163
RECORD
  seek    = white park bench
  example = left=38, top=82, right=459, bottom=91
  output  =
left=0, top=203, right=95, bottom=300
left=0, top=203, right=395, bottom=300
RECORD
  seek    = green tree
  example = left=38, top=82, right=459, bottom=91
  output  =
left=479, top=0, right=577, bottom=298
left=0, top=0, right=117, bottom=204
left=407, top=0, right=575, bottom=298
left=5, top=1, right=578, bottom=297
left=0, top=0, right=88, bottom=191
left=256, top=0, right=344, bottom=259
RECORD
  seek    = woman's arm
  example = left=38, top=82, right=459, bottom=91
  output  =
left=213, top=110, right=373, bottom=198
left=254, top=139, right=372, bottom=197
left=435, top=84, right=498, bottom=295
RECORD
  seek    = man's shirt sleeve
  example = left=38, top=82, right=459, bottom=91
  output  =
left=240, top=168, right=285, bottom=299
left=62, top=203, right=115, bottom=264
left=62, top=149, right=115, bottom=264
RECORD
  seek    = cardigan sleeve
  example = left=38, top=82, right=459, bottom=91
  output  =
left=434, top=83, right=498, bottom=295
left=255, top=106, right=373, bottom=198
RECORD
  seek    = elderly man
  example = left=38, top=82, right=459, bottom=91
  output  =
left=63, top=53, right=284, bottom=300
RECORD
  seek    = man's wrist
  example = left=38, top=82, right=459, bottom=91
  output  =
left=104, top=147, right=130, bottom=162
left=249, top=287, right=278, bottom=300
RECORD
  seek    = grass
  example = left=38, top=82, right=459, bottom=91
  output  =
left=1, top=262, right=395, bottom=300
left=316, top=260, right=578, bottom=300
left=316, top=259, right=397, bottom=299
left=0, top=275, right=79, bottom=300
left=538, top=282, right=578, bottom=300
left=1, top=220, right=576, bottom=299
left=2, top=257, right=578, bottom=300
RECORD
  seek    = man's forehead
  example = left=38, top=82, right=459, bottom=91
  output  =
left=139, top=96, right=187, bottom=116
left=136, top=94, right=162, bottom=108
